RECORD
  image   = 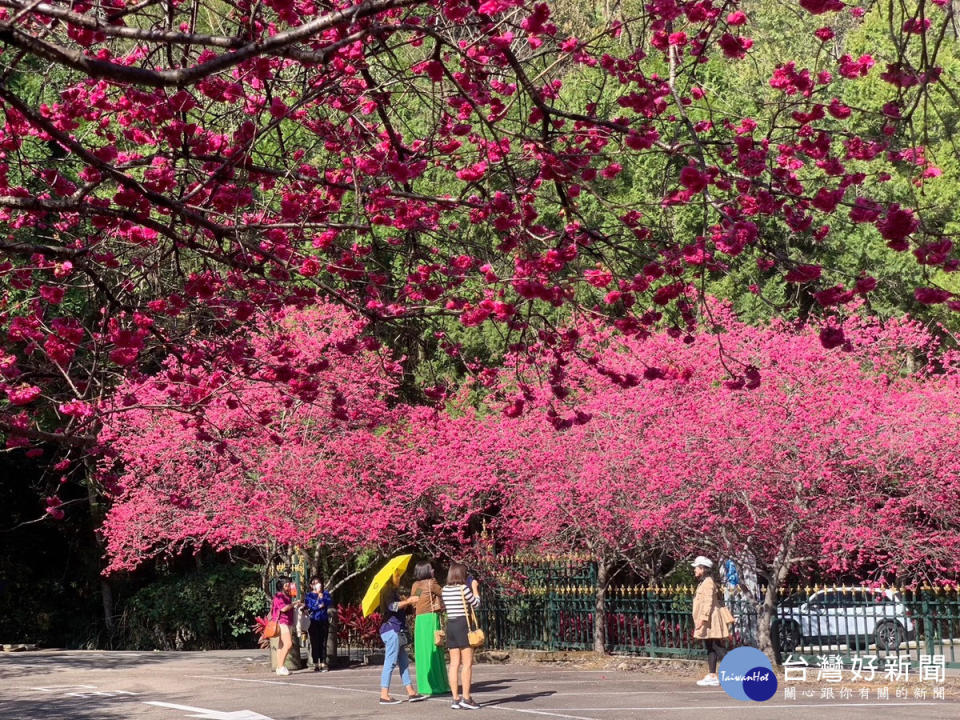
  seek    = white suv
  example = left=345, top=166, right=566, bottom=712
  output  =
left=774, top=587, right=915, bottom=653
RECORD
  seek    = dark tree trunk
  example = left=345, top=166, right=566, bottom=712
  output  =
left=85, top=473, right=114, bottom=637
left=757, top=536, right=795, bottom=665
left=593, top=559, right=613, bottom=654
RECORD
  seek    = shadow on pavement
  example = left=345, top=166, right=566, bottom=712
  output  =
left=0, top=650, right=258, bottom=680
left=479, top=691, right=556, bottom=707
left=0, top=653, right=166, bottom=679
left=468, top=678, right=517, bottom=692
left=0, top=695, right=141, bottom=720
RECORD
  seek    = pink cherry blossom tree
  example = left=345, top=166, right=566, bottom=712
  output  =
left=96, top=293, right=960, bottom=662
left=2, top=1, right=958, bottom=655
left=481, top=303, right=960, bottom=657
left=98, top=302, right=422, bottom=584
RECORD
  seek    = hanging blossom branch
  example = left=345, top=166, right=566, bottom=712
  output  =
left=0, top=0, right=956, bottom=481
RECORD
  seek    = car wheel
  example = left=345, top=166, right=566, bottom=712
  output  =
left=874, top=621, right=906, bottom=651
left=773, top=620, right=800, bottom=654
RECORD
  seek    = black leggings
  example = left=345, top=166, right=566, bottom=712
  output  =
left=308, top=619, right=329, bottom=665
left=704, top=638, right=728, bottom=674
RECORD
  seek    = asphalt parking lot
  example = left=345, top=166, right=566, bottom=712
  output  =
left=0, top=649, right=957, bottom=720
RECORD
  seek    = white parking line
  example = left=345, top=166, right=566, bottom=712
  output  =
left=184, top=673, right=951, bottom=717
left=482, top=691, right=727, bottom=696
left=493, top=709, right=594, bottom=720
left=144, top=701, right=272, bottom=719
left=513, top=702, right=944, bottom=711
left=186, top=675, right=377, bottom=694
left=329, top=688, right=727, bottom=696
left=295, top=679, right=709, bottom=688
left=189, top=673, right=728, bottom=697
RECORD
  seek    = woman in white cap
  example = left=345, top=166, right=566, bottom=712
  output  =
left=691, top=556, right=731, bottom=686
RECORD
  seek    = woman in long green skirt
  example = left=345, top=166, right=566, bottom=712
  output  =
left=410, top=562, right=451, bottom=695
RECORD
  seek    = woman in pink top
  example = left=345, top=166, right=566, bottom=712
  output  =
left=271, top=577, right=300, bottom=675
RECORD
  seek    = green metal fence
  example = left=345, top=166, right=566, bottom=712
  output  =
left=476, top=560, right=960, bottom=669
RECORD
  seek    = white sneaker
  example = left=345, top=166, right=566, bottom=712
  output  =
left=275, top=666, right=290, bottom=676
left=696, top=675, right=719, bottom=686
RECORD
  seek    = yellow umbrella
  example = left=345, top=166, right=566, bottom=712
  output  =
left=361, top=554, right=413, bottom=617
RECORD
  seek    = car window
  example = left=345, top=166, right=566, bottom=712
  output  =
left=810, top=592, right=842, bottom=609
left=779, top=592, right=806, bottom=607
left=840, top=591, right=866, bottom=607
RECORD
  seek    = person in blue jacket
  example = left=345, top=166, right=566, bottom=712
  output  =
left=305, top=577, right=333, bottom=672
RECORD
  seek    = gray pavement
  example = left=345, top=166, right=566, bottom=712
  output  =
left=1, top=649, right=957, bottom=720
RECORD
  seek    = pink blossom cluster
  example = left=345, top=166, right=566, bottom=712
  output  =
left=0, top=0, right=955, bottom=463
left=98, top=302, right=960, bottom=588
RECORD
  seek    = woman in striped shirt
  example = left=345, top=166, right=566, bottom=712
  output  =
left=442, top=563, right=481, bottom=710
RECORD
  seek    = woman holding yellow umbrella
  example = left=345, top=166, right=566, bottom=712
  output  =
left=362, top=555, right=426, bottom=705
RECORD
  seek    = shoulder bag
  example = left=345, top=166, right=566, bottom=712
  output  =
left=297, top=605, right=312, bottom=634
left=432, top=589, right=446, bottom=646
left=461, top=587, right=485, bottom=648
left=263, top=607, right=281, bottom=639
left=715, top=586, right=735, bottom=625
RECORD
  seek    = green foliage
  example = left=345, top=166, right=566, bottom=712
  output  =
left=120, top=564, right=268, bottom=650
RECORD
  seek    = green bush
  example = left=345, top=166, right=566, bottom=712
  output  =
left=120, top=565, right=268, bottom=650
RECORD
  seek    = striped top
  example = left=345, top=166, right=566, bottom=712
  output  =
left=442, top=584, right=480, bottom=619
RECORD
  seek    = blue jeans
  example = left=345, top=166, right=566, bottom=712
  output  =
left=380, top=630, right=411, bottom=690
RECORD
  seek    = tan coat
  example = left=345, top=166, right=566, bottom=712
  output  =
left=692, top=576, right=731, bottom=640
left=410, top=579, right=444, bottom=616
